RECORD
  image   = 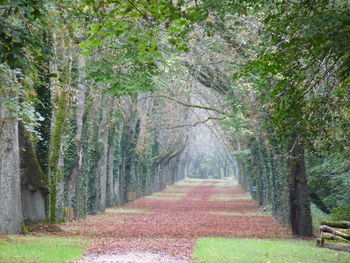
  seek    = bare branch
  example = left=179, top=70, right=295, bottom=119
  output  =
left=165, top=116, right=225, bottom=129
left=152, top=93, right=226, bottom=115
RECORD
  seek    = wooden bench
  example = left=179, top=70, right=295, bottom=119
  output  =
left=317, top=221, right=350, bottom=252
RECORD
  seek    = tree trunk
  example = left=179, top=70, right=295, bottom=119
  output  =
left=288, top=138, right=313, bottom=236
left=19, top=123, right=47, bottom=222
left=68, top=55, right=86, bottom=219
left=224, top=161, right=228, bottom=178
left=106, top=130, right=118, bottom=206
left=0, top=84, right=22, bottom=234
left=96, top=95, right=112, bottom=212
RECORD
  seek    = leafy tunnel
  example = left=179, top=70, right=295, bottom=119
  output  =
left=1, top=0, right=350, bottom=240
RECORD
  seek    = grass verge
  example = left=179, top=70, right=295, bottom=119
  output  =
left=215, top=180, right=237, bottom=188
left=106, top=208, right=153, bottom=214
left=209, top=193, right=251, bottom=201
left=209, top=211, right=268, bottom=216
left=144, top=194, right=183, bottom=201
left=0, top=235, right=85, bottom=263
left=193, top=238, right=350, bottom=263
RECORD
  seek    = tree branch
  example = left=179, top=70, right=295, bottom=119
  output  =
left=165, top=116, right=225, bottom=129
left=152, top=93, right=226, bottom=115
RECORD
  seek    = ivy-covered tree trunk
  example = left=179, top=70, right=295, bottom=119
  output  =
left=0, top=85, right=22, bottom=234
left=48, top=31, right=71, bottom=222
left=68, top=55, right=86, bottom=219
left=120, top=97, right=140, bottom=203
left=288, top=138, right=313, bottom=237
left=96, top=95, right=113, bottom=212
left=106, top=124, right=119, bottom=207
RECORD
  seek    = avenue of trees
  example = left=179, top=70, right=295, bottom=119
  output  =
left=1, top=0, right=350, bottom=237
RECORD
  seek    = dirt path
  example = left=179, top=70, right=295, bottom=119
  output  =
left=63, top=179, right=290, bottom=262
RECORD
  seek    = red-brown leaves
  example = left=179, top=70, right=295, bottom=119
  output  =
left=62, top=180, right=290, bottom=261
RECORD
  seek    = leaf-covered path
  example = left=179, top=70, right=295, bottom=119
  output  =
left=65, top=179, right=290, bottom=262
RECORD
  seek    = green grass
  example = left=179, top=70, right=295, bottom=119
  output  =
left=193, top=238, right=350, bottom=263
left=185, top=178, right=213, bottom=181
left=209, top=211, right=268, bottom=216
left=105, top=208, right=153, bottom=214
left=153, top=192, right=186, bottom=197
left=0, top=236, right=85, bottom=263
left=144, top=196, right=182, bottom=201
left=144, top=194, right=184, bottom=201
left=215, top=179, right=238, bottom=188
left=209, top=193, right=251, bottom=201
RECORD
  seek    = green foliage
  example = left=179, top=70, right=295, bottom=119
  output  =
left=200, top=0, right=266, bottom=16
left=311, top=203, right=330, bottom=230
left=331, top=210, right=350, bottom=222
left=308, top=155, right=350, bottom=220
left=85, top=52, right=158, bottom=97
left=78, top=0, right=206, bottom=96
left=0, top=63, right=44, bottom=141
left=80, top=0, right=204, bottom=56
left=0, top=0, right=51, bottom=142
left=242, top=0, right=350, bottom=152
left=0, top=0, right=48, bottom=69
left=193, top=238, right=350, bottom=263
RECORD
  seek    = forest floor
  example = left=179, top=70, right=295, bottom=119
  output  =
left=60, top=179, right=290, bottom=262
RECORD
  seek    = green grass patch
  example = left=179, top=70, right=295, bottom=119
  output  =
left=209, top=211, right=268, bottom=216
left=144, top=192, right=186, bottom=201
left=193, top=238, right=350, bottom=263
left=209, top=193, right=251, bottom=201
left=153, top=192, right=186, bottom=197
left=106, top=208, right=153, bottom=214
left=185, top=178, right=213, bottom=181
left=215, top=180, right=238, bottom=188
left=0, top=235, right=85, bottom=263
left=144, top=195, right=183, bottom=201
left=177, top=181, right=204, bottom=186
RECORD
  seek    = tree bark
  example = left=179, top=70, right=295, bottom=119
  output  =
left=19, top=123, right=47, bottom=222
left=68, top=55, right=86, bottom=219
left=0, top=83, right=22, bottom=234
left=96, top=95, right=112, bottom=212
left=288, top=137, right=313, bottom=236
left=106, top=130, right=118, bottom=207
